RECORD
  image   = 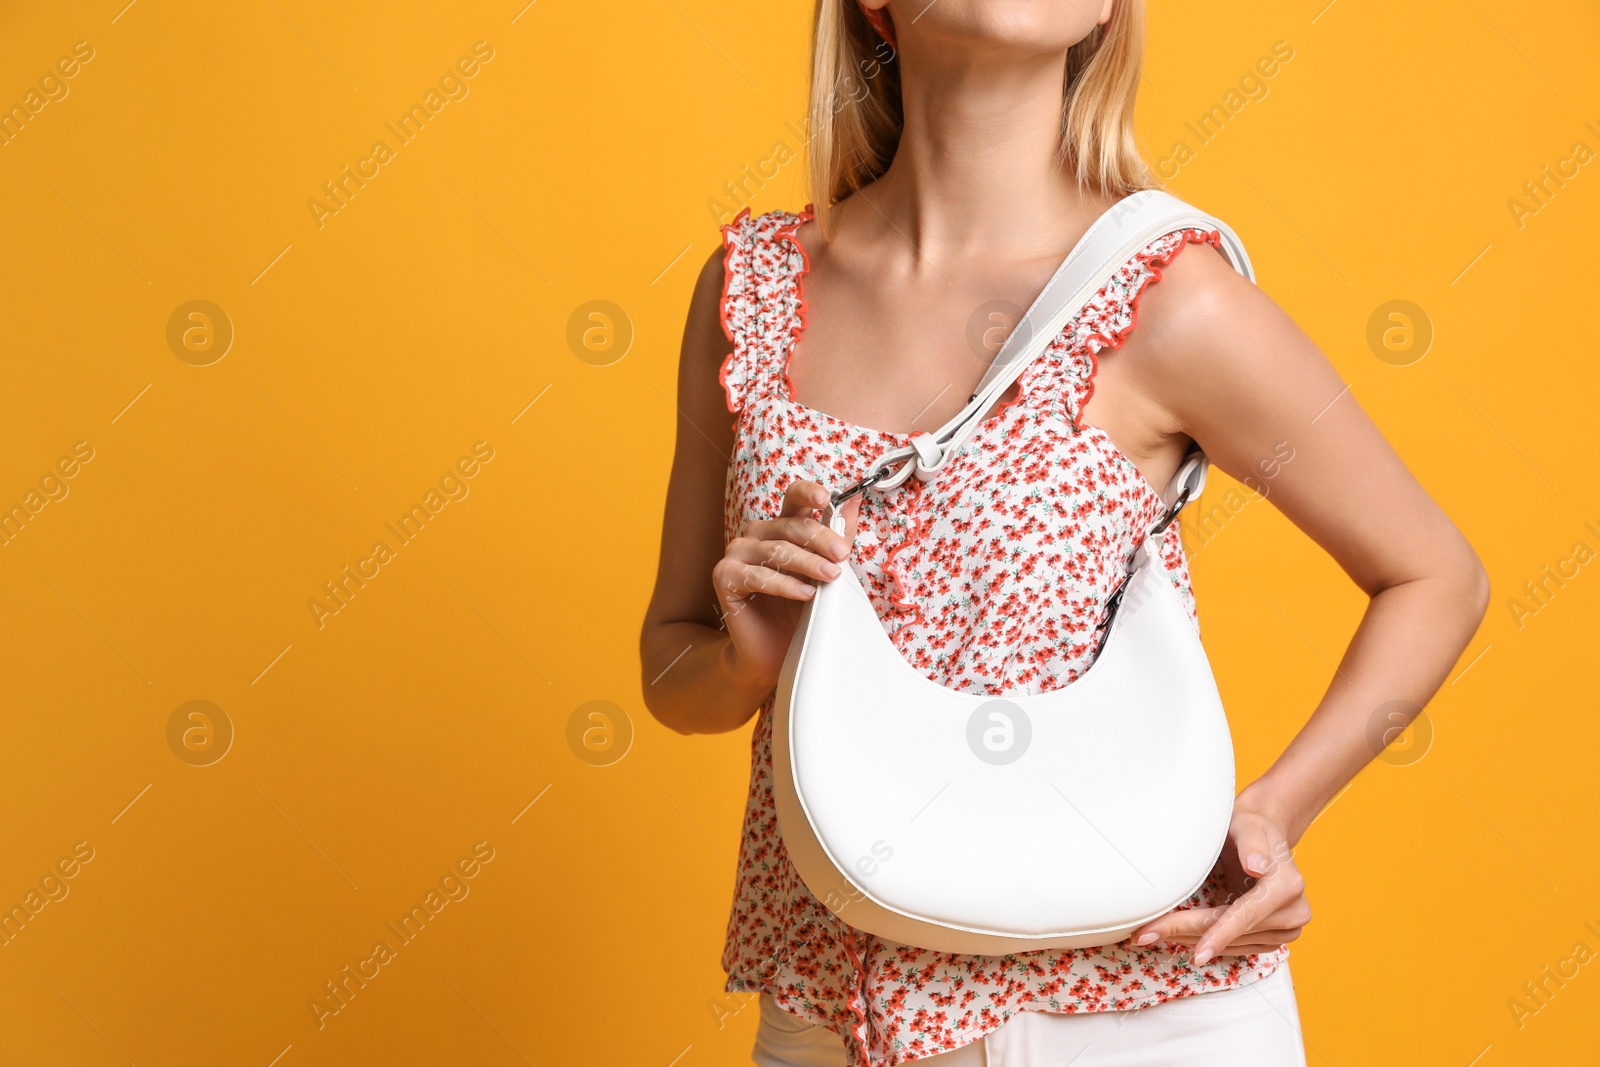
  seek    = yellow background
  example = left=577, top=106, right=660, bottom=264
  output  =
left=1, top=1, right=1596, bottom=1063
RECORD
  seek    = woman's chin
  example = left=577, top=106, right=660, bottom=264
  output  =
left=903, top=0, right=1104, bottom=55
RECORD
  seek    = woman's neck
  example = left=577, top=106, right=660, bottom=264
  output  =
left=853, top=46, right=1105, bottom=266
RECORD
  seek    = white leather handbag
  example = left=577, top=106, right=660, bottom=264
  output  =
left=771, top=190, right=1258, bottom=956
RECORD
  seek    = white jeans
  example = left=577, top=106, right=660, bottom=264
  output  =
left=752, top=961, right=1308, bottom=1067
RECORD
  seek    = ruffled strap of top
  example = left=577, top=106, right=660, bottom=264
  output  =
left=717, top=204, right=814, bottom=414
left=1026, top=226, right=1226, bottom=430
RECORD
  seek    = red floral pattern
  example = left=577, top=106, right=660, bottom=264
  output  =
left=716, top=203, right=1288, bottom=1066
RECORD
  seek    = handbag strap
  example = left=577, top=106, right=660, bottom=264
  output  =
left=825, top=190, right=1257, bottom=527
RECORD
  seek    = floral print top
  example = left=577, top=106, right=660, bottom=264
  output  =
left=716, top=202, right=1288, bottom=1066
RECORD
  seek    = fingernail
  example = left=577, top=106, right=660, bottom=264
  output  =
left=1135, top=932, right=1158, bottom=946
left=1192, top=949, right=1212, bottom=966
left=800, top=583, right=816, bottom=597
left=1246, top=853, right=1269, bottom=875
left=822, top=561, right=841, bottom=578
left=831, top=540, right=849, bottom=559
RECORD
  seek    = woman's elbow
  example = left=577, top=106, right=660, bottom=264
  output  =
left=638, top=637, right=687, bottom=736
left=1454, top=540, right=1492, bottom=629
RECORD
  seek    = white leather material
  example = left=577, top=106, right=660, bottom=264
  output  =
left=771, top=191, right=1256, bottom=956
left=772, top=536, right=1235, bottom=955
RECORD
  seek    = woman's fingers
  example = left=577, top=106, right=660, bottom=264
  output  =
left=1130, top=880, right=1309, bottom=961
left=1229, top=812, right=1280, bottom=879
left=836, top=491, right=863, bottom=545
left=755, top=480, right=853, bottom=565
left=714, top=480, right=865, bottom=608
left=777, top=478, right=830, bottom=518
left=712, top=555, right=810, bottom=611
left=1189, top=865, right=1307, bottom=966
left=1169, top=817, right=1308, bottom=966
left=726, top=559, right=821, bottom=602
left=1218, top=929, right=1303, bottom=951
left=1131, top=906, right=1224, bottom=946
left=746, top=516, right=850, bottom=568
left=1155, top=928, right=1304, bottom=949
left=775, top=477, right=862, bottom=547
left=726, top=532, right=841, bottom=584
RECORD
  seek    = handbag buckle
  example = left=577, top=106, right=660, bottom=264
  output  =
left=1148, top=485, right=1192, bottom=536
left=1101, top=576, right=1130, bottom=621
left=1094, top=483, right=1196, bottom=656
left=829, top=467, right=888, bottom=509
left=1093, top=575, right=1129, bottom=657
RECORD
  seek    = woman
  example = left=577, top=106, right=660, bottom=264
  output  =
left=639, top=1, right=1488, bottom=1064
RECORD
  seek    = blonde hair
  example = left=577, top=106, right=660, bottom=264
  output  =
left=806, top=0, right=1157, bottom=238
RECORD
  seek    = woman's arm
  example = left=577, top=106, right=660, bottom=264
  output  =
left=638, top=248, right=856, bottom=735
left=1120, top=241, right=1490, bottom=961
left=1133, top=243, right=1490, bottom=843
left=637, top=249, right=769, bottom=735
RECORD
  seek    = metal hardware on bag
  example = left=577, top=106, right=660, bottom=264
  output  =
left=829, top=466, right=890, bottom=508
left=1092, top=573, right=1128, bottom=655
left=830, top=407, right=983, bottom=509
left=1148, top=485, right=1192, bottom=536
left=1093, top=484, right=1194, bottom=655
left=1093, top=575, right=1130, bottom=656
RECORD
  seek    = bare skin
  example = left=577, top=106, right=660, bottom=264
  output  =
left=639, top=0, right=1489, bottom=969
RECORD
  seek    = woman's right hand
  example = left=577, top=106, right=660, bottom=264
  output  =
left=713, top=479, right=861, bottom=693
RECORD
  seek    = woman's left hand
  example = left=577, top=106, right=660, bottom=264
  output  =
left=1125, top=804, right=1311, bottom=966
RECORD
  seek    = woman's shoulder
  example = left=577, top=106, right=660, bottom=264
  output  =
left=680, top=203, right=815, bottom=415
left=687, top=204, right=814, bottom=323
left=1109, top=205, right=1291, bottom=416
left=710, top=204, right=815, bottom=306
left=1124, top=213, right=1266, bottom=353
